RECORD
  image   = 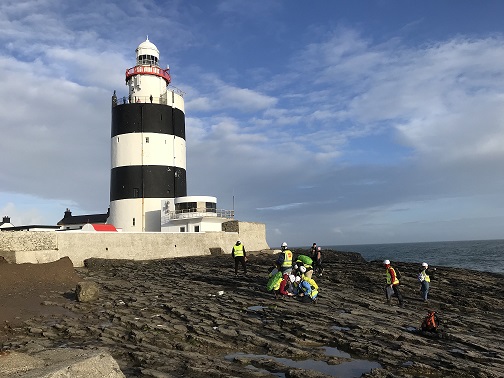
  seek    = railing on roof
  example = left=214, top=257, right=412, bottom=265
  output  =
left=112, top=88, right=185, bottom=108
left=125, top=66, right=171, bottom=84
left=163, top=208, right=234, bottom=221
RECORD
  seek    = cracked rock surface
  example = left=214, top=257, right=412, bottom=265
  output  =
left=1, top=250, right=503, bottom=377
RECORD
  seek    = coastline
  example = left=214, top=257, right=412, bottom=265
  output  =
left=1, top=250, right=503, bottom=377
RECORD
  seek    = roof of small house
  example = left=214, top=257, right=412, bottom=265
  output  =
left=57, top=208, right=108, bottom=226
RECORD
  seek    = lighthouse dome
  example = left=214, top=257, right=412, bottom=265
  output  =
left=136, top=37, right=159, bottom=66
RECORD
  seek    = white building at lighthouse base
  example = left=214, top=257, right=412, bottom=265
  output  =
left=161, top=196, right=234, bottom=233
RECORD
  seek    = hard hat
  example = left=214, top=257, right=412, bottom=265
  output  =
left=299, top=266, right=307, bottom=273
left=281, top=242, right=288, bottom=247
left=295, top=276, right=301, bottom=283
left=236, top=240, right=241, bottom=245
left=383, top=259, right=390, bottom=265
left=422, top=262, right=428, bottom=268
left=288, top=274, right=296, bottom=283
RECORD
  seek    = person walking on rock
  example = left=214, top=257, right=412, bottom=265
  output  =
left=418, top=262, right=435, bottom=303
left=231, top=240, right=247, bottom=276
left=383, top=259, right=404, bottom=307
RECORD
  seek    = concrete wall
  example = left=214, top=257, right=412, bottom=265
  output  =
left=0, top=221, right=269, bottom=267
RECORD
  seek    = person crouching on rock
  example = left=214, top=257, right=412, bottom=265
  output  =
left=231, top=240, right=247, bottom=276
left=295, top=254, right=314, bottom=278
left=297, top=266, right=319, bottom=303
left=267, top=273, right=293, bottom=299
left=383, top=259, right=404, bottom=307
left=277, top=274, right=297, bottom=298
left=276, top=242, right=293, bottom=274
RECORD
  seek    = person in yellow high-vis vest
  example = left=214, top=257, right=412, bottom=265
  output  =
left=418, top=262, right=435, bottom=303
left=276, top=242, right=293, bottom=274
left=231, top=241, right=247, bottom=276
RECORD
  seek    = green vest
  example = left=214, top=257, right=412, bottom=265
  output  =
left=233, top=244, right=244, bottom=257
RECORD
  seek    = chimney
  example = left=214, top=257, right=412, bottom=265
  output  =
left=2, top=216, right=10, bottom=224
left=64, top=208, right=72, bottom=218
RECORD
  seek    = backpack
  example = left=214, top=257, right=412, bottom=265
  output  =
left=421, top=311, right=439, bottom=332
left=296, top=254, right=313, bottom=266
left=266, top=271, right=282, bottom=291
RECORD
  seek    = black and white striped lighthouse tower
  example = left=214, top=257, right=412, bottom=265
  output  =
left=108, top=37, right=187, bottom=232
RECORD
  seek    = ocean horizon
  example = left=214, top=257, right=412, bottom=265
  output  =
left=296, top=239, right=504, bottom=274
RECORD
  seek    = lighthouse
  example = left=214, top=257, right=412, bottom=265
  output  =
left=108, top=37, right=187, bottom=232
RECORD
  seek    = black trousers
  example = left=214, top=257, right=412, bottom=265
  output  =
left=385, top=284, right=404, bottom=304
left=234, top=256, right=247, bottom=274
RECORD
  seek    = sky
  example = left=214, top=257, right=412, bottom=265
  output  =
left=1, top=0, right=504, bottom=248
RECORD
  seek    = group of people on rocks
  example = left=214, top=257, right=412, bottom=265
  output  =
left=265, top=242, right=324, bottom=303
left=383, top=259, right=436, bottom=307
left=232, top=239, right=435, bottom=307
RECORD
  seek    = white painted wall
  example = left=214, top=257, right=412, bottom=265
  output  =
left=111, top=134, right=186, bottom=169
left=0, top=221, right=269, bottom=267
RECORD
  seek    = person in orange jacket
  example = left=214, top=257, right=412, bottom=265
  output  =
left=383, top=259, right=404, bottom=307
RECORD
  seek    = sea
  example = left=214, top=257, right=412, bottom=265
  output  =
left=322, top=239, right=504, bottom=274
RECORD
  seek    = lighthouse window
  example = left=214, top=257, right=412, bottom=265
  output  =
left=138, top=54, right=159, bottom=66
left=145, top=137, right=149, bottom=143
left=179, top=226, right=186, bottom=232
left=133, top=188, right=139, bottom=198
left=132, top=218, right=136, bottom=226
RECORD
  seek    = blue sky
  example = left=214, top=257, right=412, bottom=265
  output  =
left=1, top=0, right=504, bottom=247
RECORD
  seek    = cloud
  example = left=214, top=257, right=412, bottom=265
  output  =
left=1, top=3, right=504, bottom=246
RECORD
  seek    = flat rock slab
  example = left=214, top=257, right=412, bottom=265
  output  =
left=1, top=250, right=503, bottom=377
left=0, top=348, right=125, bottom=378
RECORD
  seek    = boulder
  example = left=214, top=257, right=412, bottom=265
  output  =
left=75, top=281, right=100, bottom=302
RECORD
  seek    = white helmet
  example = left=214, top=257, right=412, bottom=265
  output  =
left=288, top=274, right=296, bottom=283
left=281, top=242, right=288, bottom=247
left=295, top=276, right=301, bottom=283
left=383, top=259, right=390, bottom=265
left=299, top=266, right=307, bottom=273
left=422, top=262, right=428, bottom=268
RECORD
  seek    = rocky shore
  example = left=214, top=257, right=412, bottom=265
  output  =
left=1, top=250, right=503, bottom=377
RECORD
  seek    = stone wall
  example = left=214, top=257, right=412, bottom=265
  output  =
left=0, top=221, right=269, bottom=267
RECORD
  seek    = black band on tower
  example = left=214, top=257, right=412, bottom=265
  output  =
left=111, top=103, right=185, bottom=139
left=110, top=165, right=187, bottom=201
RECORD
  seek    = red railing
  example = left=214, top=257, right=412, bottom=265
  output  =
left=125, top=66, right=171, bottom=84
